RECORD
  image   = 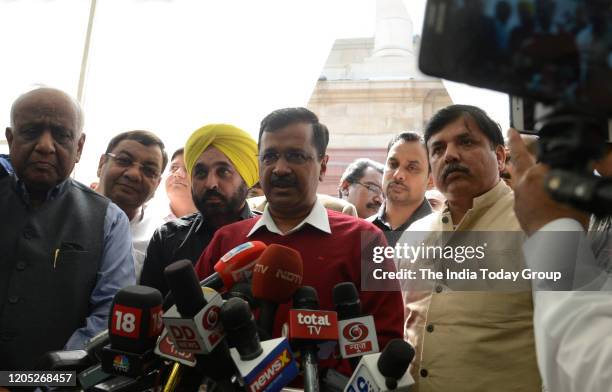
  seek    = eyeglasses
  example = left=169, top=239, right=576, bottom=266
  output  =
left=258, top=151, right=315, bottom=166
left=355, top=182, right=383, bottom=196
left=105, top=153, right=161, bottom=179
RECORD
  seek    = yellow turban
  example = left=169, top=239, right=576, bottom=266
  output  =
left=184, top=124, right=259, bottom=188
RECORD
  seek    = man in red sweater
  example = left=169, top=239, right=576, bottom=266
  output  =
left=195, top=107, right=404, bottom=374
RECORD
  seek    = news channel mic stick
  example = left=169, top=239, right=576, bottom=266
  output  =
left=99, top=285, right=164, bottom=378
left=222, top=297, right=299, bottom=392
left=333, top=282, right=379, bottom=370
left=198, top=240, right=267, bottom=292
left=162, top=259, right=235, bottom=391
left=288, top=286, right=340, bottom=392
left=251, top=244, right=304, bottom=338
left=162, top=259, right=223, bottom=354
left=344, top=339, right=415, bottom=392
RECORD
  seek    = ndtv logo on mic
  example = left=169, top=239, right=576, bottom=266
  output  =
left=288, top=309, right=338, bottom=340
left=249, top=349, right=292, bottom=392
left=253, top=265, right=302, bottom=284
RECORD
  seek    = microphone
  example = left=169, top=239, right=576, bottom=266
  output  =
left=153, top=328, right=196, bottom=367
left=162, top=259, right=236, bottom=389
left=222, top=297, right=299, bottom=392
left=344, top=339, right=415, bottom=392
left=35, top=349, right=93, bottom=372
left=162, top=260, right=224, bottom=354
left=252, top=244, right=304, bottom=337
left=100, top=285, right=164, bottom=378
left=333, top=283, right=379, bottom=369
left=227, top=281, right=260, bottom=311
left=288, top=286, right=339, bottom=392
left=161, top=241, right=267, bottom=311
left=86, top=329, right=111, bottom=362
left=199, top=240, right=267, bottom=292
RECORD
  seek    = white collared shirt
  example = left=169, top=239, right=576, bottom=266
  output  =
left=247, top=199, right=331, bottom=237
left=130, top=204, right=166, bottom=281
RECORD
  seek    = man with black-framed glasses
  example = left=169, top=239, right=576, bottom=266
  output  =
left=368, top=132, right=432, bottom=245
left=96, top=130, right=168, bottom=280
left=338, top=158, right=384, bottom=219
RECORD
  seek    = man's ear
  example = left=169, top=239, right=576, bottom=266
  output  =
left=97, top=153, right=107, bottom=178
left=496, top=145, right=507, bottom=172
left=5, top=127, right=13, bottom=148
left=339, top=180, right=350, bottom=196
left=426, top=172, right=434, bottom=189
left=75, top=133, right=86, bottom=163
left=319, top=155, right=329, bottom=182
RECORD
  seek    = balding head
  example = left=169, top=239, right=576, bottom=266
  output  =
left=6, top=87, right=86, bottom=199
left=10, top=87, right=84, bottom=132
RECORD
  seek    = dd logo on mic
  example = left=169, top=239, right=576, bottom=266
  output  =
left=202, top=305, right=220, bottom=330
left=343, top=322, right=368, bottom=343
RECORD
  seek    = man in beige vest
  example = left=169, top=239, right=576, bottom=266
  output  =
left=398, top=105, right=541, bottom=391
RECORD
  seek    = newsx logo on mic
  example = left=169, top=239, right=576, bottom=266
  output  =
left=162, top=286, right=224, bottom=353
left=230, top=338, right=299, bottom=392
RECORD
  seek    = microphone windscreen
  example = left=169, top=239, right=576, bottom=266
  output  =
left=213, top=241, right=267, bottom=287
left=293, top=286, right=319, bottom=310
left=252, top=244, right=303, bottom=303
left=377, top=339, right=415, bottom=380
left=108, top=285, right=163, bottom=353
left=164, top=259, right=207, bottom=317
left=220, top=297, right=263, bottom=360
left=332, top=282, right=361, bottom=320
left=227, top=281, right=259, bottom=310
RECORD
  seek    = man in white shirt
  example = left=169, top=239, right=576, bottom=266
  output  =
left=509, top=128, right=612, bottom=392
left=96, top=130, right=168, bottom=280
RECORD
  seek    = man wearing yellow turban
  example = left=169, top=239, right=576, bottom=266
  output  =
left=140, top=124, right=259, bottom=297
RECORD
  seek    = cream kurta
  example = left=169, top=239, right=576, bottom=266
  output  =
left=398, top=180, right=541, bottom=392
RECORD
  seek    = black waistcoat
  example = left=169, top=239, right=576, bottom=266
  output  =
left=0, top=176, right=108, bottom=369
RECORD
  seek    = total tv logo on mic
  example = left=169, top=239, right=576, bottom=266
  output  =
left=338, top=316, right=379, bottom=357
left=288, top=309, right=339, bottom=340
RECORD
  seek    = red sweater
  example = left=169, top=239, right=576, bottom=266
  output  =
left=195, top=209, right=404, bottom=374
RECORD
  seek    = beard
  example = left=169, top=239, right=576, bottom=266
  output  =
left=193, top=182, right=248, bottom=218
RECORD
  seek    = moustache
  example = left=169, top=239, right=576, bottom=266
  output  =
left=200, top=189, right=227, bottom=203
left=366, top=201, right=382, bottom=210
left=388, top=181, right=409, bottom=191
left=442, top=163, right=470, bottom=181
left=270, top=174, right=298, bottom=188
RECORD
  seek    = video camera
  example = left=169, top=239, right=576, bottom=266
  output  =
left=418, top=0, right=612, bottom=216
